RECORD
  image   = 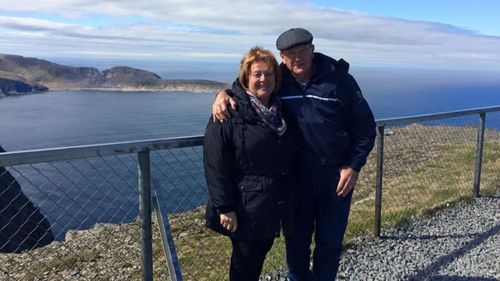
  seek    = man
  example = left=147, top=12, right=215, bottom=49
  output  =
left=212, top=28, right=376, bottom=280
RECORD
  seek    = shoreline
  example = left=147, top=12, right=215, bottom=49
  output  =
left=51, top=87, right=222, bottom=93
left=0, top=87, right=223, bottom=97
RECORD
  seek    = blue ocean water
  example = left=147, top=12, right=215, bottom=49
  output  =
left=0, top=91, right=216, bottom=151
left=1, top=68, right=499, bottom=151
left=1, top=68, right=499, bottom=239
left=354, top=67, right=500, bottom=120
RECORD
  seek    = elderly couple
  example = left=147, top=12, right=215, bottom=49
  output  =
left=203, top=28, right=376, bottom=281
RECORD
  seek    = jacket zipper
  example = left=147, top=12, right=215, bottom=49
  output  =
left=301, top=81, right=315, bottom=175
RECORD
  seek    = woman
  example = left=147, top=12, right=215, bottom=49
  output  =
left=203, top=46, right=297, bottom=281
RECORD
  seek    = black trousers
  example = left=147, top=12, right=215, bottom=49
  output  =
left=229, top=237, right=275, bottom=281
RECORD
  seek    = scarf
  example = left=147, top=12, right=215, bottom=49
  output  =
left=247, top=93, right=287, bottom=136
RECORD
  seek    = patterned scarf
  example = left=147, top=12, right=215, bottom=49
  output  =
left=247, top=92, right=287, bottom=136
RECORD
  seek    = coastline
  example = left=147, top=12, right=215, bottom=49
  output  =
left=0, top=87, right=224, bottom=97
left=0, top=54, right=230, bottom=96
left=50, top=87, right=221, bottom=93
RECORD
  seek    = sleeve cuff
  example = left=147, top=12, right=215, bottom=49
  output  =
left=347, top=161, right=363, bottom=173
left=216, top=206, right=235, bottom=214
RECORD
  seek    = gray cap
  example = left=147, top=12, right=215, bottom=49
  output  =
left=276, top=28, right=313, bottom=51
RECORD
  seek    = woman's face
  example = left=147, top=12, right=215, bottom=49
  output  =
left=247, top=61, right=275, bottom=105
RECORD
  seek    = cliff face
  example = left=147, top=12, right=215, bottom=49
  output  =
left=0, top=77, right=49, bottom=96
left=0, top=145, right=55, bottom=252
left=0, top=54, right=228, bottom=93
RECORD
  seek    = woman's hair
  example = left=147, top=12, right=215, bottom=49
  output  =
left=238, top=46, right=281, bottom=93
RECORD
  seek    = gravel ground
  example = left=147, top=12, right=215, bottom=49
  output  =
left=261, top=196, right=500, bottom=281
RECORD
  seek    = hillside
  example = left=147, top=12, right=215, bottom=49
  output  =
left=0, top=54, right=228, bottom=94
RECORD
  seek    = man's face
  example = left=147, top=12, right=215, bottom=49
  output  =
left=280, top=44, right=314, bottom=81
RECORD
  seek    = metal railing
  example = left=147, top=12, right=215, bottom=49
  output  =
left=0, top=138, right=205, bottom=280
left=373, top=106, right=500, bottom=237
left=0, top=106, right=499, bottom=280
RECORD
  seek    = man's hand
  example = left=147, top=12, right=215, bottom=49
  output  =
left=219, top=211, right=238, bottom=232
left=212, top=90, right=237, bottom=122
left=336, top=166, right=359, bottom=197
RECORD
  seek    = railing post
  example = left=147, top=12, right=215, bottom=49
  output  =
left=374, top=125, right=385, bottom=238
left=473, top=112, right=486, bottom=198
left=152, top=179, right=183, bottom=281
left=138, top=151, right=153, bottom=281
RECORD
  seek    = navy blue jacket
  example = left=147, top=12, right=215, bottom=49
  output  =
left=279, top=52, right=376, bottom=174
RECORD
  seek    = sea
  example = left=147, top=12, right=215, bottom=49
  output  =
left=1, top=67, right=500, bottom=239
left=1, top=67, right=500, bottom=151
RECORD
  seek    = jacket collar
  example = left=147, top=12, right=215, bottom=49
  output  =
left=231, top=79, right=261, bottom=123
left=231, top=79, right=279, bottom=124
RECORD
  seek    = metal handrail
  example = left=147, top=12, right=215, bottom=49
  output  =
left=0, top=136, right=203, bottom=166
left=375, top=105, right=500, bottom=127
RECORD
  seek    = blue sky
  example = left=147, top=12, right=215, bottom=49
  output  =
left=1, top=0, right=500, bottom=72
left=311, top=1, right=500, bottom=36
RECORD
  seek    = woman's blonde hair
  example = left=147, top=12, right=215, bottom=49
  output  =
left=238, top=46, right=281, bottom=93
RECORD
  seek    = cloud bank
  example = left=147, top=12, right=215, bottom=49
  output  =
left=1, top=0, right=500, bottom=71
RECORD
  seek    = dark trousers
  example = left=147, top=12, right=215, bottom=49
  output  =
left=229, top=237, right=274, bottom=281
left=286, top=173, right=353, bottom=281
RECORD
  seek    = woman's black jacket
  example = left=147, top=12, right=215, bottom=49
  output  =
left=203, top=80, right=297, bottom=240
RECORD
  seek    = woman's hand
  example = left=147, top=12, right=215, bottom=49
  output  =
left=219, top=211, right=238, bottom=232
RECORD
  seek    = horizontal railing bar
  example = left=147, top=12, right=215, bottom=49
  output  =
left=376, top=105, right=500, bottom=127
left=0, top=135, right=203, bottom=166
left=1, top=105, right=499, bottom=167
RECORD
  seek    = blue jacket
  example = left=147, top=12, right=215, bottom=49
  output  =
left=279, top=52, right=376, bottom=174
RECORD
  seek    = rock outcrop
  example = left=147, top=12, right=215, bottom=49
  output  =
left=0, top=145, right=54, bottom=253
left=0, top=77, right=49, bottom=95
left=0, top=54, right=228, bottom=93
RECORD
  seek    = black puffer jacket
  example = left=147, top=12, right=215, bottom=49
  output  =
left=203, top=80, right=297, bottom=240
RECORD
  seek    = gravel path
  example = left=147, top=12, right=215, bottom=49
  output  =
left=262, top=196, right=500, bottom=281
left=337, top=196, right=499, bottom=280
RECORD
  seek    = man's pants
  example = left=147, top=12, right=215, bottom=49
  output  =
left=229, top=237, right=274, bottom=281
left=286, top=173, right=353, bottom=281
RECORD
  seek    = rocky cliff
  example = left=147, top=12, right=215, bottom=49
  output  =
left=0, top=77, right=49, bottom=96
left=0, top=54, right=228, bottom=93
left=0, top=145, right=55, bottom=252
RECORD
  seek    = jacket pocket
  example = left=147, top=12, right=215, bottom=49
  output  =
left=238, top=181, right=264, bottom=216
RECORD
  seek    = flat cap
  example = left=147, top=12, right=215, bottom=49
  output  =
left=276, top=28, right=313, bottom=51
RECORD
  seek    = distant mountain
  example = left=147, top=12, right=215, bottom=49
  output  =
left=0, top=54, right=229, bottom=95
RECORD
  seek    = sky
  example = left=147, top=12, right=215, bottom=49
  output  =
left=1, top=0, right=500, bottom=75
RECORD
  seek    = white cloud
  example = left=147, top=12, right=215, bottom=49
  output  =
left=0, top=1, right=500, bottom=70
left=0, top=16, right=83, bottom=31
